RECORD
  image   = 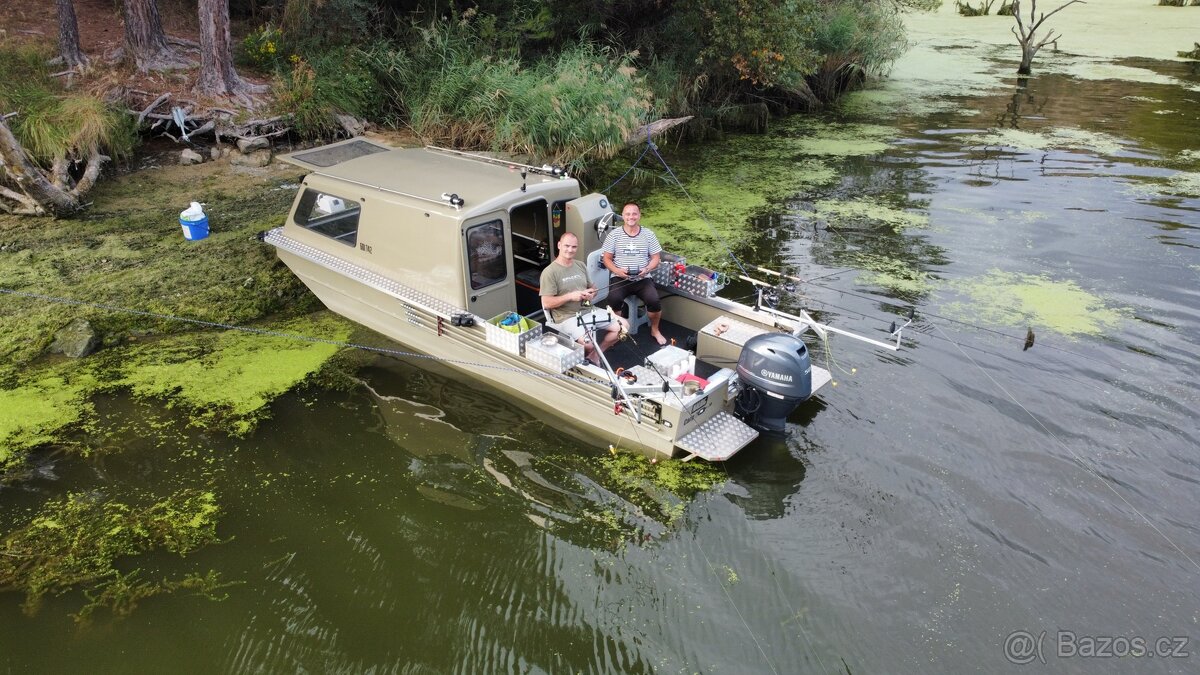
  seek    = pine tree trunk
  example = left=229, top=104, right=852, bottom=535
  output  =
left=196, top=0, right=243, bottom=95
left=55, top=0, right=89, bottom=69
left=122, top=0, right=178, bottom=72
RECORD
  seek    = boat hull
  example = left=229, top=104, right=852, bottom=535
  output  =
left=277, top=248, right=683, bottom=458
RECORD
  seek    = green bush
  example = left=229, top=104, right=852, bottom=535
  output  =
left=239, top=23, right=285, bottom=71
left=270, top=48, right=383, bottom=137
left=366, top=19, right=650, bottom=167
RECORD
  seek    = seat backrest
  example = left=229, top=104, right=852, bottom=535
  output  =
left=586, top=249, right=612, bottom=304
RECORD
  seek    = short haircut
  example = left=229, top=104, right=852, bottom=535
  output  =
left=622, top=202, right=641, bottom=212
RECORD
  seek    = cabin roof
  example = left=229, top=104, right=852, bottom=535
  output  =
left=281, top=141, right=570, bottom=216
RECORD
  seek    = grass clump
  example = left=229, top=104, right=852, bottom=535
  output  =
left=0, top=41, right=137, bottom=166
left=0, top=489, right=222, bottom=618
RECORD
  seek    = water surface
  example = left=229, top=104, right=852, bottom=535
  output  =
left=3, top=24, right=1200, bottom=675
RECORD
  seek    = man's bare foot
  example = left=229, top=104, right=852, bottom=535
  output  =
left=651, top=332, right=667, bottom=346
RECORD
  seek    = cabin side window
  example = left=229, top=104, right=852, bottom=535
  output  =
left=293, top=188, right=361, bottom=246
left=466, top=220, right=507, bottom=290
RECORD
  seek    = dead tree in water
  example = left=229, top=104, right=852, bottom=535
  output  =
left=55, top=0, right=89, bottom=70
left=1011, top=0, right=1085, bottom=75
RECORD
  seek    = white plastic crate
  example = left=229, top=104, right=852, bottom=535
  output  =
left=485, top=313, right=542, bottom=355
left=525, top=333, right=585, bottom=372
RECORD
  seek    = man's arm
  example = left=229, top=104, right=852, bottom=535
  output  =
left=602, top=251, right=627, bottom=278
left=645, top=252, right=660, bottom=273
left=542, top=288, right=588, bottom=310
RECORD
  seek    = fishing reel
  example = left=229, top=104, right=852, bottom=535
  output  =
left=755, top=285, right=781, bottom=310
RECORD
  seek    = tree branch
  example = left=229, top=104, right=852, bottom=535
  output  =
left=0, top=184, right=41, bottom=214
left=1027, top=0, right=1085, bottom=33
left=51, top=156, right=69, bottom=189
left=137, top=92, right=171, bottom=125
left=71, top=151, right=110, bottom=196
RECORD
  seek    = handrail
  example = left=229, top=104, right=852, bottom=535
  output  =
left=425, top=146, right=568, bottom=178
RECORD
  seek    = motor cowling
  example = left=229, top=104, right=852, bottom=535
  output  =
left=734, top=333, right=813, bottom=433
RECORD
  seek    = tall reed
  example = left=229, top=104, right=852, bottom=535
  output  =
left=364, top=20, right=650, bottom=168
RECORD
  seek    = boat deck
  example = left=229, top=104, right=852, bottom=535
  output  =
left=603, top=318, right=704, bottom=372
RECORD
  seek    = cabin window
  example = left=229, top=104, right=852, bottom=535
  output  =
left=466, top=220, right=507, bottom=290
left=293, top=188, right=361, bottom=246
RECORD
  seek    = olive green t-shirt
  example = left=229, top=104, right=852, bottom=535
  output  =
left=539, top=259, right=591, bottom=324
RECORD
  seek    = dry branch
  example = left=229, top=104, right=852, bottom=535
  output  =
left=1011, top=0, right=1085, bottom=74
left=624, top=116, right=693, bottom=147
left=137, top=92, right=171, bottom=124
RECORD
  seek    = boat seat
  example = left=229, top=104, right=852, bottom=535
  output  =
left=585, top=250, right=649, bottom=334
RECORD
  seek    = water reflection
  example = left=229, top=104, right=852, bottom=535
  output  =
left=724, top=434, right=809, bottom=521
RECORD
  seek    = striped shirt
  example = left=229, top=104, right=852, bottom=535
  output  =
left=603, top=226, right=662, bottom=274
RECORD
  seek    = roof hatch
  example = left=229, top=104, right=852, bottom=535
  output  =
left=277, top=138, right=391, bottom=171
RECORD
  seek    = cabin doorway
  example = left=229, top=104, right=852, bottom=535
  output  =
left=462, top=214, right=516, bottom=320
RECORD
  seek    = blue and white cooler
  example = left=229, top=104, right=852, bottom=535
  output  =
left=179, top=201, right=209, bottom=241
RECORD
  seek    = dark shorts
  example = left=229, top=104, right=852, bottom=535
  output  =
left=606, top=276, right=661, bottom=314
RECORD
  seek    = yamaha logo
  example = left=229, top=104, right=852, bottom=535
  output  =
left=760, top=369, right=793, bottom=382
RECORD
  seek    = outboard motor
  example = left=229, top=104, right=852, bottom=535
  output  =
left=734, top=333, right=813, bottom=433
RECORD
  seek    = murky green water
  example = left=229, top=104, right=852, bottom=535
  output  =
left=4, top=25, right=1200, bottom=675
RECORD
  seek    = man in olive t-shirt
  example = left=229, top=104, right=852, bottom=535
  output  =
left=540, top=233, right=625, bottom=365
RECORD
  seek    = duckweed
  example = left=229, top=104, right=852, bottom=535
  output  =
left=779, top=120, right=898, bottom=157
left=813, top=199, right=929, bottom=232
left=964, top=127, right=1128, bottom=156
left=0, top=489, right=221, bottom=617
left=0, top=314, right=352, bottom=480
left=110, top=314, right=352, bottom=436
left=633, top=148, right=837, bottom=266
left=0, top=370, right=95, bottom=473
left=945, top=269, right=1123, bottom=338
left=0, top=162, right=309, bottom=382
left=853, top=253, right=936, bottom=296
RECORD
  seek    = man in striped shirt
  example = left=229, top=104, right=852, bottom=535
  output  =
left=602, top=202, right=667, bottom=345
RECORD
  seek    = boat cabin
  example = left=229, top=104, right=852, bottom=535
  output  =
left=277, top=138, right=604, bottom=322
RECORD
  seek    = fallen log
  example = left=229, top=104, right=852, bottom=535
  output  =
left=624, top=116, right=693, bottom=147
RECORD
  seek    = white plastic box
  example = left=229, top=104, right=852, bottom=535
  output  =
left=525, top=333, right=585, bottom=372
left=485, top=313, right=543, bottom=355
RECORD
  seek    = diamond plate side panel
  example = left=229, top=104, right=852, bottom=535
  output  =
left=265, top=228, right=466, bottom=318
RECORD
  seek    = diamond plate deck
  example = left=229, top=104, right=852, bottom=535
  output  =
left=675, top=412, right=759, bottom=462
left=265, top=228, right=466, bottom=319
